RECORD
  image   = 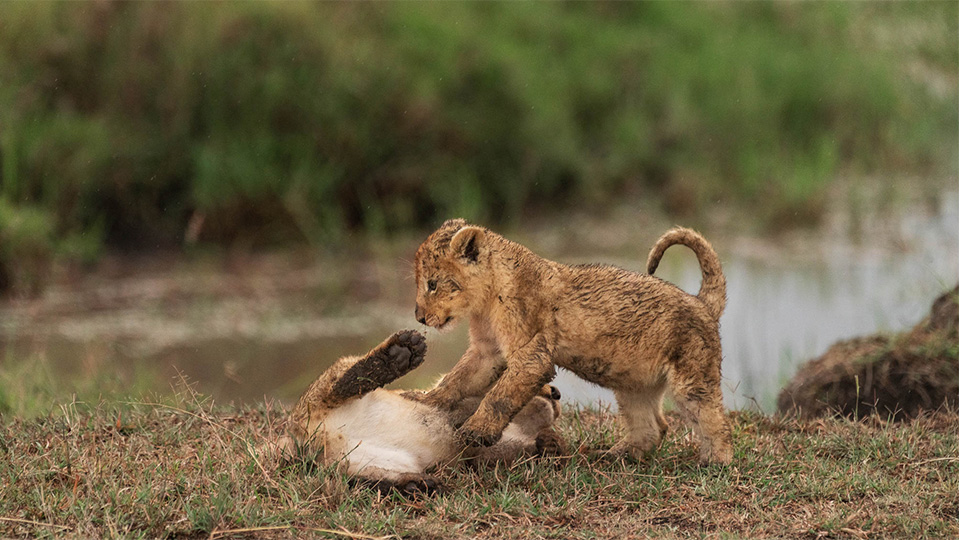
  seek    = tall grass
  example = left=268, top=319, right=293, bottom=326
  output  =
left=0, top=2, right=955, bottom=291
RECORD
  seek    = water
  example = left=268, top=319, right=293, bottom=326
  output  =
left=1, top=188, right=957, bottom=413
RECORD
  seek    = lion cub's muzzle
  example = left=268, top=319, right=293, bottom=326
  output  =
left=415, top=304, right=453, bottom=329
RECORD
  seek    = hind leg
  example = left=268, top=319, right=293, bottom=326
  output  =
left=669, top=366, right=732, bottom=465
left=286, top=330, right=427, bottom=443
left=608, top=383, right=668, bottom=460
left=672, top=391, right=732, bottom=465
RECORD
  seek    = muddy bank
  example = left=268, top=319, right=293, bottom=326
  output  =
left=777, top=286, right=959, bottom=420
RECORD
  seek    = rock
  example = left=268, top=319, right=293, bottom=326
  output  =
left=777, top=286, right=958, bottom=421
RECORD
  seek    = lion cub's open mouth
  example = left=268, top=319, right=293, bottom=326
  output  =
left=435, top=316, right=454, bottom=330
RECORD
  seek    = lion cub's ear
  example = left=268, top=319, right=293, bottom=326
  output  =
left=450, top=226, right=484, bottom=264
left=441, top=218, right=467, bottom=230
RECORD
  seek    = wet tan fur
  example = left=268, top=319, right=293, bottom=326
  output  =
left=414, top=219, right=732, bottom=465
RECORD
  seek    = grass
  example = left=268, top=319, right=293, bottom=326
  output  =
left=1, top=385, right=956, bottom=539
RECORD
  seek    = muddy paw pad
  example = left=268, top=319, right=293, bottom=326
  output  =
left=387, top=344, right=412, bottom=370
left=384, top=329, right=427, bottom=374
left=392, top=330, right=427, bottom=367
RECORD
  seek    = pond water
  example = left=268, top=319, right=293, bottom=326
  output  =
left=1, top=186, right=957, bottom=413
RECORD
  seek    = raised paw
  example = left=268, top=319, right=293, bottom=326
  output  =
left=385, top=329, right=427, bottom=373
left=331, top=330, right=427, bottom=400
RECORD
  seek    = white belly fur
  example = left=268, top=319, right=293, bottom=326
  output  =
left=323, top=389, right=458, bottom=476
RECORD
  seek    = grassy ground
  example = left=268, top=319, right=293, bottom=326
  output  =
left=2, top=387, right=956, bottom=539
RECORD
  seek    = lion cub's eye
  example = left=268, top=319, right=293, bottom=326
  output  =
left=427, top=279, right=438, bottom=292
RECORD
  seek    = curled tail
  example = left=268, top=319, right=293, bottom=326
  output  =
left=646, top=227, right=726, bottom=320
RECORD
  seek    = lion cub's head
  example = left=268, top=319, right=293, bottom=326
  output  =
left=414, top=218, right=494, bottom=330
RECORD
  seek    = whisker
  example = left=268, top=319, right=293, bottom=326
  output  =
left=397, top=257, right=416, bottom=281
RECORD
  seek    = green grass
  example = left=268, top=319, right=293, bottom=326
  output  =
left=1, top=388, right=956, bottom=539
left=0, top=2, right=955, bottom=293
left=0, top=353, right=163, bottom=420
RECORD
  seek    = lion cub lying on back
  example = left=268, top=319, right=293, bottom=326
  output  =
left=414, top=219, right=732, bottom=465
left=271, top=330, right=563, bottom=494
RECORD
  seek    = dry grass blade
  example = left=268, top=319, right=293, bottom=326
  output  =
left=912, top=457, right=959, bottom=466
left=209, top=525, right=290, bottom=539
left=0, top=517, right=71, bottom=532
left=301, top=527, right=397, bottom=540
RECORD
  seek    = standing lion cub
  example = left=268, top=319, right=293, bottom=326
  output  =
left=414, top=219, right=732, bottom=465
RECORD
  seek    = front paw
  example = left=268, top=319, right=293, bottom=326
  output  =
left=458, top=424, right=501, bottom=447
left=422, top=389, right=455, bottom=410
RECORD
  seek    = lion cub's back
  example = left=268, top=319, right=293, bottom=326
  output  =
left=560, top=263, right=691, bottom=317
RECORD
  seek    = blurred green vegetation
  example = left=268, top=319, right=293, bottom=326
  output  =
left=0, top=2, right=955, bottom=293
left=0, top=351, right=160, bottom=419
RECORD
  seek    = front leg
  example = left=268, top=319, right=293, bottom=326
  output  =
left=458, top=334, right=556, bottom=447
left=423, top=340, right=504, bottom=411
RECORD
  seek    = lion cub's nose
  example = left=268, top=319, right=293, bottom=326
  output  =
left=415, top=304, right=426, bottom=325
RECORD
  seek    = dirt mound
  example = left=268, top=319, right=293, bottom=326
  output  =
left=777, top=286, right=959, bottom=420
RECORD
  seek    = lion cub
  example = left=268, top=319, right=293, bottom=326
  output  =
left=414, top=219, right=732, bottom=465
left=272, top=330, right=563, bottom=494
